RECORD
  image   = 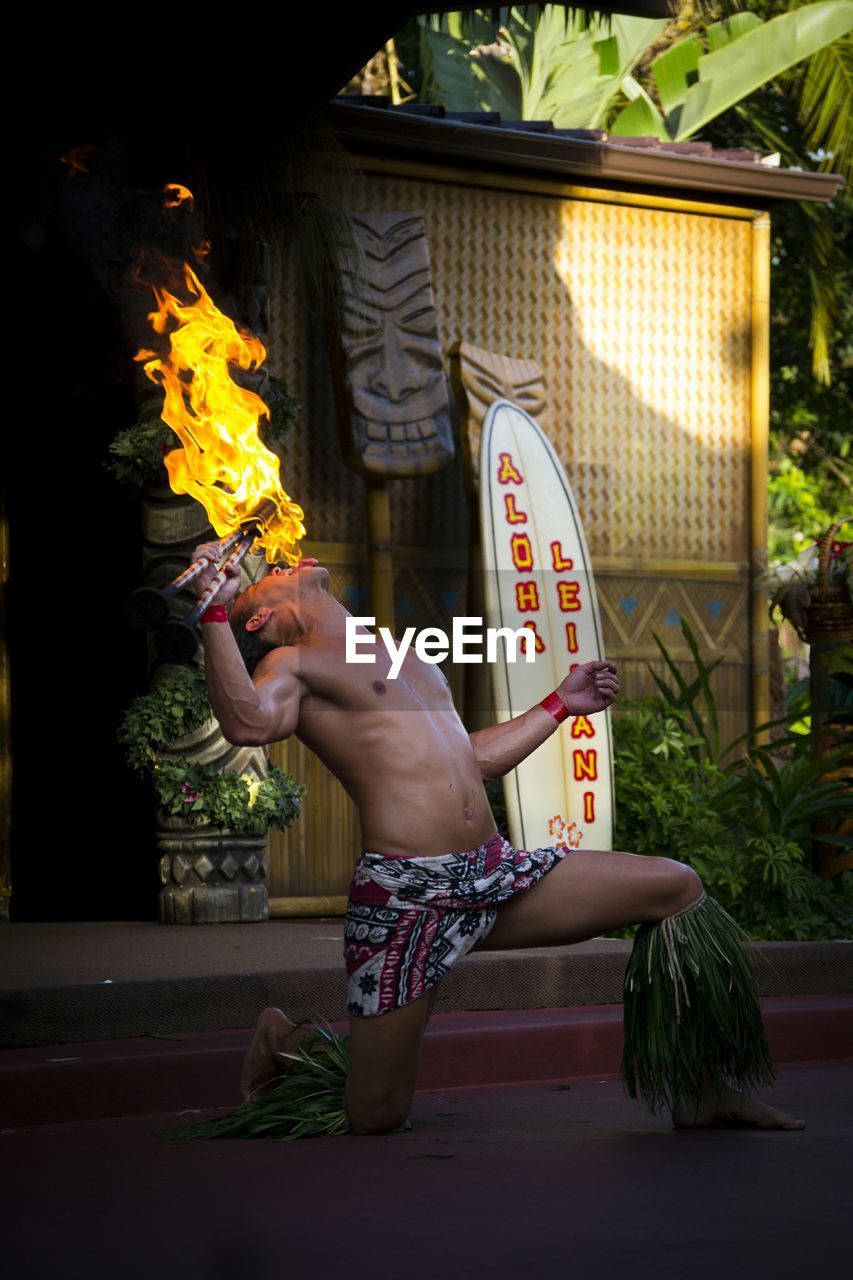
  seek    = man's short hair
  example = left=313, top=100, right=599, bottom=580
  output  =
left=228, top=586, right=277, bottom=676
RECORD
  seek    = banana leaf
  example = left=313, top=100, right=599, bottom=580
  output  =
left=531, top=12, right=666, bottom=129
left=672, top=1, right=853, bottom=140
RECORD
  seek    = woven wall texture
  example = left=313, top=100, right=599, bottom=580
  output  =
left=266, top=171, right=754, bottom=902
left=272, top=175, right=752, bottom=558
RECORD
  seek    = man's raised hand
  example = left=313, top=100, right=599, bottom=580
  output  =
left=556, top=660, right=619, bottom=718
left=190, top=541, right=243, bottom=607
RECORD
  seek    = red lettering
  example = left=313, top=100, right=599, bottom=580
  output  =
left=515, top=582, right=540, bottom=612
left=504, top=494, right=528, bottom=524
left=523, top=621, right=546, bottom=654
left=551, top=541, right=574, bottom=571
left=557, top=581, right=581, bottom=612
left=497, top=452, right=524, bottom=485
left=573, top=749, right=598, bottom=782
left=511, top=533, right=534, bottom=572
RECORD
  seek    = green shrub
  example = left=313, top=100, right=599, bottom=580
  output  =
left=119, top=666, right=305, bottom=836
left=611, top=620, right=853, bottom=943
left=107, top=419, right=177, bottom=491
left=153, top=759, right=305, bottom=836
left=612, top=699, right=737, bottom=870
left=118, top=666, right=211, bottom=773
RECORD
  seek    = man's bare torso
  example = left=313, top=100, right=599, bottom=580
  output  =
left=265, top=622, right=497, bottom=858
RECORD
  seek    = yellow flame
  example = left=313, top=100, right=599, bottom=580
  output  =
left=241, top=774, right=261, bottom=807
left=136, top=262, right=305, bottom=564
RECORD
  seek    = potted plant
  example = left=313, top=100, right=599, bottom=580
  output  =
left=119, top=665, right=305, bottom=924
left=110, top=372, right=303, bottom=923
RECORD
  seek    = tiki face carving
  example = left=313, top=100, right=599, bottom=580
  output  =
left=335, top=212, right=454, bottom=477
left=450, top=340, right=548, bottom=489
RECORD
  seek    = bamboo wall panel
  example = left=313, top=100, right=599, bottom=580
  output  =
left=596, top=574, right=750, bottom=754
left=269, top=735, right=361, bottom=897
left=270, top=174, right=752, bottom=562
left=267, top=168, right=755, bottom=905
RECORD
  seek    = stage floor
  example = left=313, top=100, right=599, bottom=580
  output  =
left=3, top=1062, right=850, bottom=1279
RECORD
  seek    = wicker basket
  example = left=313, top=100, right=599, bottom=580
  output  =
left=803, top=519, right=853, bottom=646
left=805, top=520, right=853, bottom=878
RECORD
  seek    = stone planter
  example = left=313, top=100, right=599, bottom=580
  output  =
left=156, top=717, right=271, bottom=924
left=157, top=817, right=269, bottom=924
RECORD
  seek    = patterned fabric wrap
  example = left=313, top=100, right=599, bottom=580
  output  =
left=344, top=833, right=567, bottom=1017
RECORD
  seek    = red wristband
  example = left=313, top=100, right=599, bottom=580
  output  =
left=200, top=604, right=228, bottom=625
left=540, top=691, right=569, bottom=724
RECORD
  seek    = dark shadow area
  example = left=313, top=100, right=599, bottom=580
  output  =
left=8, top=6, right=405, bottom=919
left=8, top=235, right=156, bottom=920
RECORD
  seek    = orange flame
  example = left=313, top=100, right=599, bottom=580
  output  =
left=136, top=263, right=305, bottom=564
left=59, top=144, right=95, bottom=177
left=163, top=183, right=195, bottom=209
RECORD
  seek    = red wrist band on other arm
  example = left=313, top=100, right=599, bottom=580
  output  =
left=200, top=604, right=229, bottom=625
left=540, top=691, right=568, bottom=724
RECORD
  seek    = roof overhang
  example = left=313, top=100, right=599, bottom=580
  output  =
left=402, top=3, right=675, bottom=14
left=328, top=101, right=843, bottom=206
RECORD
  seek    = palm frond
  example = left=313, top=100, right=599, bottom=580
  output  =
left=734, top=92, right=845, bottom=386
left=802, top=200, right=844, bottom=386
left=799, top=34, right=853, bottom=184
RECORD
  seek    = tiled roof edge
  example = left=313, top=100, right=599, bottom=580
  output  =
left=327, top=100, right=843, bottom=206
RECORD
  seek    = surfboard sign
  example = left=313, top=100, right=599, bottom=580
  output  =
left=479, top=399, right=614, bottom=852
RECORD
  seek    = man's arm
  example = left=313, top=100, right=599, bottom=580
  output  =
left=202, top=623, right=302, bottom=746
left=190, top=541, right=303, bottom=746
left=469, top=660, right=619, bottom=779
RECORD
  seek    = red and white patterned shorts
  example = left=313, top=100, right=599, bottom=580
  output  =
left=344, top=832, right=567, bottom=1017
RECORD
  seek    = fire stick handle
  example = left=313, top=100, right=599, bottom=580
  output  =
left=185, top=533, right=254, bottom=626
left=163, top=499, right=274, bottom=600
left=161, top=529, right=245, bottom=600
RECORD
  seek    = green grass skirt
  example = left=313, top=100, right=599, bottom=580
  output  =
left=162, top=892, right=773, bottom=1139
left=160, top=1022, right=352, bottom=1141
left=621, top=890, right=775, bottom=1114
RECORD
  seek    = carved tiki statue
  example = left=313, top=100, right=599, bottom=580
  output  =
left=333, top=212, right=455, bottom=477
left=450, top=339, right=549, bottom=491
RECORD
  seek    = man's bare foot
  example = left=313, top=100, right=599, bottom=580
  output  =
left=239, top=1007, right=304, bottom=1101
left=672, top=1084, right=805, bottom=1130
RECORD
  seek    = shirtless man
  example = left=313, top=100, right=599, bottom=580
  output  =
left=192, top=544, right=803, bottom=1134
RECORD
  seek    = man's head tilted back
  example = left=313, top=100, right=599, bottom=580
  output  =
left=228, top=584, right=277, bottom=675
left=228, top=559, right=330, bottom=675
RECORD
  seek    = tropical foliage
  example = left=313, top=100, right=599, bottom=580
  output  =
left=390, top=2, right=852, bottom=394
left=119, top=666, right=305, bottom=836
left=611, top=621, right=852, bottom=941
left=768, top=458, right=848, bottom=561
left=119, top=665, right=211, bottom=772
left=413, top=4, right=851, bottom=144
left=614, top=698, right=852, bottom=940
left=151, top=758, right=304, bottom=837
